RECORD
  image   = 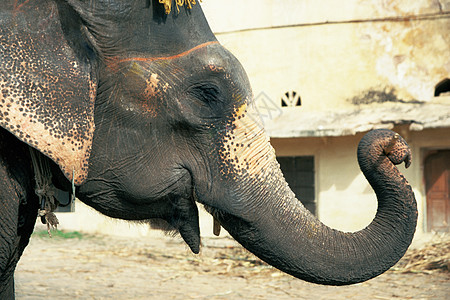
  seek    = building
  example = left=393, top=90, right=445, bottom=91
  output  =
left=55, top=0, right=450, bottom=239
left=202, top=0, right=450, bottom=234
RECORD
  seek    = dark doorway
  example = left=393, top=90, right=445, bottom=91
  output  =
left=425, top=150, right=450, bottom=232
left=277, top=156, right=315, bottom=215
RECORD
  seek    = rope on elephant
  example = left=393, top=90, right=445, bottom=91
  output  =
left=29, top=147, right=59, bottom=236
left=159, top=0, right=201, bottom=14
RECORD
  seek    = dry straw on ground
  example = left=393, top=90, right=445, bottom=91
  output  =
left=391, top=236, right=450, bottom=274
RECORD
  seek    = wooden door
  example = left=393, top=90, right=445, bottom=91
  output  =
left=425, top=150, right=450, bottom=232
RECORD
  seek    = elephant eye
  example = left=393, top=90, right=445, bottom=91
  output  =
left=187, top=83, right=223, bottom=106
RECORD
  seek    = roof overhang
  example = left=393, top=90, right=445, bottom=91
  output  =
left=264, top=98, right=450, bottom=138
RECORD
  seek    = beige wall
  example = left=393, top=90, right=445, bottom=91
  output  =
left=271, top=127, right=450, bottom=235
left=202, top=0, right=449, bottom=110
left=202, top=0, right=449, bottom=33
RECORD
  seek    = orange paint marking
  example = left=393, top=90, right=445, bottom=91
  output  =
left=108, top=41, right=219, bottom=71
left=14, top=0, right=32, bottom=12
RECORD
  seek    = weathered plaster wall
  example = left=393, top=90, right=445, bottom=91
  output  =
left=202, top=0, right=449, bottom=111
left=202, top=0, right=450, bottom=33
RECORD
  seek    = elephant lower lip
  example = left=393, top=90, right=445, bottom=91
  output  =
left=213, top=217, right=221, bottom=236
left=175, top=187, right=201, bottom=254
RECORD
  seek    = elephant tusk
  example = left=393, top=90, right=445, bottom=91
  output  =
left=213, top=217, right=221, bottom=236
left=384, top=133, right=399, bottom=155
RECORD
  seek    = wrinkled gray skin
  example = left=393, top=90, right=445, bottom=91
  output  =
left=0, top=0, right=417, bottom=298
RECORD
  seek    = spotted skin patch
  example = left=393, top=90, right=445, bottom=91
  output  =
left=0, top=0, right=96, bottom=184
left=218, top=102, right=274, bottom=181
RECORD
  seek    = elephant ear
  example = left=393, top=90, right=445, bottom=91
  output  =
left=0, top=0, right=97, bottom=185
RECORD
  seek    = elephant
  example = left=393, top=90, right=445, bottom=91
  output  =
left=0, top=0, right=417, bottom=298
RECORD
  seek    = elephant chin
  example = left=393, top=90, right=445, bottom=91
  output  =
left=201, top=129, right=417, bottom=285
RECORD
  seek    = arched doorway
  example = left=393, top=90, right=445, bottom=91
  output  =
left=425, top=150, right=450, bottom=232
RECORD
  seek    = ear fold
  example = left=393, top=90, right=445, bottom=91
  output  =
left=0, top=0, right=97, bottom=185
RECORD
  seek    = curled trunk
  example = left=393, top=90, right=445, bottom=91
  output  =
left=208, top=129, right=417, bottom=285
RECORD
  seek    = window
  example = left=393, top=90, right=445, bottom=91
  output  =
left=277, top=156, right=316, bottom=215
left=281, top=91, right=301, bottom=107
left=435, top=78, right=450, bottom=97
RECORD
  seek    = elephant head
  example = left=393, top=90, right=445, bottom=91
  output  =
left=0, top=0, right=417, bottom=285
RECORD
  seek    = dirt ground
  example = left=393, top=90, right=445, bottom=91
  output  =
left=15, top=230, right=449, bottom=300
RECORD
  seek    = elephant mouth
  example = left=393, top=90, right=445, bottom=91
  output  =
left=143, top=185, right=201, bottom=254
left=156, top=170, right=202, bottom=254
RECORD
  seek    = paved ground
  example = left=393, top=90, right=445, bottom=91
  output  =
left=15, top=231, right=450, bottom=300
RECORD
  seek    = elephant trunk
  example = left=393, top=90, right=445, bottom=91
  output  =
left=207, top=129, right=417, bottom=285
